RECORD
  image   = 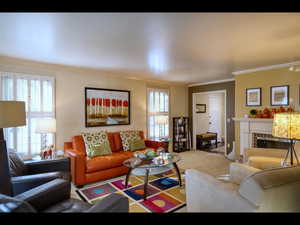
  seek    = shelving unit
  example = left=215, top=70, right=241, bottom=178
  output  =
left=173, top=117, right=191, bottom=152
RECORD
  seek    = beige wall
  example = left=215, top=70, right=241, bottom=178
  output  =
left=234, top=66, right=300, bottom=156
left=0, top=56, right=188, bottom=150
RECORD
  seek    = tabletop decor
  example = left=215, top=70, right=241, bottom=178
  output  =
left=270, top=85, right=289, bottom=106
left=35, top=118, right=56, bottom=159
left=246, top=88, right=261, bottom=106
left=85, top=87, right=130, bottom=127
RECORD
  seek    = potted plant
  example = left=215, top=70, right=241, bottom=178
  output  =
left=249, top=109, right=257, bottom=118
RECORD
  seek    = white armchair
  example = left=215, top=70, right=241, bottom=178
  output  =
left=185, top=163, right=300, bottom=212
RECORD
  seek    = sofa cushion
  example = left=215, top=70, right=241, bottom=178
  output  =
left=82, top=131, right=110, bottom=154
left=120, top=131, right=141, bottom=151
left=8, top=149, right=27, bottom=177
left=86, top=151, right=134, bottom=173
left=72, top=136, right=87, bottom=155
left=87, top=141, right=112, bottom=158
left=239, top=166, right=300, bottom=207
left=247, top=156, right=282, bottom=170
left=129, top=139, right=146, bottom=151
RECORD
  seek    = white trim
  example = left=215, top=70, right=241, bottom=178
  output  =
left=232, top=61, right=300, bottom=75
left=188, top=78, right=235, bottom=87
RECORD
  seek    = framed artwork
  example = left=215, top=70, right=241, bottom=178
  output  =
left=246, top=88, right=262, bottom=106
left=270, top=85, right=289, bottom=106
left=85, top=87, right=130, bottom=127
left=196, top=104, right=206, bottom=113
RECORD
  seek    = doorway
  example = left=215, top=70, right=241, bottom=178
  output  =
left=192, top=90, right=227, bottom=156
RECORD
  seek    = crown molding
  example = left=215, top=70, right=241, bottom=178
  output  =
left=188, top=78, right=235, bottom=87
left=232, top=61, right=300, bottom=75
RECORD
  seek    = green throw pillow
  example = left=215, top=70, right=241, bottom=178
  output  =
left=87, top=141, right=112, bottom=158
left=129, top=139, right=146, bottom=151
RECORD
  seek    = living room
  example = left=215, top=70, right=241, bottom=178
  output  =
left=1, top=12, right=300, bottom=214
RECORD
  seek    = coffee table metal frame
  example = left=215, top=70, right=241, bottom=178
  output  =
left=123, top=155, right=182, bottom=200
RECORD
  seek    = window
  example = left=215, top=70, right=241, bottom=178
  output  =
left=0, top=72, right=55, bottom=159
left=147, top=88, right=169, bottom=139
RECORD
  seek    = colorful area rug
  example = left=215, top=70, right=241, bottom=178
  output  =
left=75, top=169, right=186, bottom=213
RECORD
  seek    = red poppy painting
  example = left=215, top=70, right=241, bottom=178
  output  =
left=85, top=87, right=130, bottom=127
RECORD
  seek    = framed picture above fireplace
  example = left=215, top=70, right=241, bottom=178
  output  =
left=246, top=88, right=262, bottom=106
left=85, top=87, right=130, bottom=127
left=270, top=85, right=289, bottom=106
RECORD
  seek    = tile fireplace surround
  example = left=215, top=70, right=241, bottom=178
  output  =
left=233, top=118, right=274, bottom=160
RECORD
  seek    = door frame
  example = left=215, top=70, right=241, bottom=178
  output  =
left=192, top=89, right=227, bottom=156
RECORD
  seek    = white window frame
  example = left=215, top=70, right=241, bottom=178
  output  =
left=0, top=72, right=55, bottom=159
left=147, top=87, right=170, bottom=139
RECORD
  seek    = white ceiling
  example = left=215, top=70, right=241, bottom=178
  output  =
left=1, top=13, right=300, bottom=85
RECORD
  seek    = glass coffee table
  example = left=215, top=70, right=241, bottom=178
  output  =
left=123, top=153, right=182, bottom=200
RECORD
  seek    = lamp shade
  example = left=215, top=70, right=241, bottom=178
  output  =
left=157, top=116, right=169, bottom=125
left=35, top=118, right=56, bottom=133
left=0, top=101, right=26, bottom=128
left=272, top=112, right=300, bottom=139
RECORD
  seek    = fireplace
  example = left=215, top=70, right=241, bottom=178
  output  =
left=252, top=133, right=289, bottom=150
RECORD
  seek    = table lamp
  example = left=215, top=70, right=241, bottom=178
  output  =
left=272, top=112, right=300, bottom=166
left=0, top=101, right=26, bottom=196
left=35, top=118, right=56, bottom=158
left=157, top=116, right=168, bottom=139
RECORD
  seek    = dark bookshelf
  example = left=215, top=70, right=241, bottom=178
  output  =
left=173, top=117, right=191, bottom=152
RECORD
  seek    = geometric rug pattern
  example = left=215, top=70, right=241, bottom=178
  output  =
left=76, top=169, right=186, bottom=213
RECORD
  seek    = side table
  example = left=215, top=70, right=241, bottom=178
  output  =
left=149, top=137, right=170, bottom=152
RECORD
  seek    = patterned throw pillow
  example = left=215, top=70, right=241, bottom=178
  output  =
left=120, top=130, right=141, bottom=151
left=87, top=141, right=112, bottom=158
left=82, top=131, right=110, bottom=154
left=129, top=139, right=146, bottom=151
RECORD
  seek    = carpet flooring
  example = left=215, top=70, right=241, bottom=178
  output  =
left=71, top=149, right=231, bottom=213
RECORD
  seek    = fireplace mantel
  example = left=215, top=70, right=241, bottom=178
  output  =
left=232, top=118, right=273, bottom=123
left=233, top=117, right=274, bottom=158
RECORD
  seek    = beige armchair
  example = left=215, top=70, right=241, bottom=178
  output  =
left=186, top=163, right=300, bottom=212
left=244, top=143, right=300, bottom=170
left=244, top=147, right=286, bottom=169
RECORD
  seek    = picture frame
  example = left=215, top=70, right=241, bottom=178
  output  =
left=196, top=104, right=206, bottom=113
left=270, top=85, right=289, bottom=106
left=246, top=88, right=262, bottom=106
left=85, top=87, right=130, bottom=127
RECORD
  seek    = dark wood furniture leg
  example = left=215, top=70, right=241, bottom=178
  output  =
left=125, top=168, right=132, bottom=188
left=143, top=169, right=149, bottom=200
left=173, top=163, right=182, bottom=186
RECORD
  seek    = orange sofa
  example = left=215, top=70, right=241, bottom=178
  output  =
left=64, top=131, right=166, bottom=187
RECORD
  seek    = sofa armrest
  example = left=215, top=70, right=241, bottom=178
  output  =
left=64, top=149, right=86, bottom=186
left=144, top=140, right=166, bottom=151
left=185, top=169, right=257, bottom=212
left=86, top=193, right=129, bottom=212
left=64, top=142, right=73, bottom=151
left=229, top=163, right=261, bottom=185
left=244, top=148, right=287, bottom=162
left=11, top=172, right=64, bottom=196
left=15, top=178, right=70, bottom=212
left=25, top=158, right=70, bottom=175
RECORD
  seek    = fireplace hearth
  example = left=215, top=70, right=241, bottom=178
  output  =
left=253, top=133, right=289, bottom=150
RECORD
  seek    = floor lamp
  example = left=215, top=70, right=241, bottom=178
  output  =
left=0, top=101, right=26, bottom=196
left=272, top=112, right=300, bottom=166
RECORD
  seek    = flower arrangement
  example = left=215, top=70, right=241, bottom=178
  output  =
left=249, top=106, right=294, bottom=118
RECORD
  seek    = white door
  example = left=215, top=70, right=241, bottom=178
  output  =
left=208, top=94, right=222, bottom=142
left=193, top=93, right=209, bottom=148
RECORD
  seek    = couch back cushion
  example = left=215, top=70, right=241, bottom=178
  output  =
left=239, top=165, right=300, bottom=208
left=72, top=136, right=86, bottom=155
left=72, top=130, right=145, bottom=154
